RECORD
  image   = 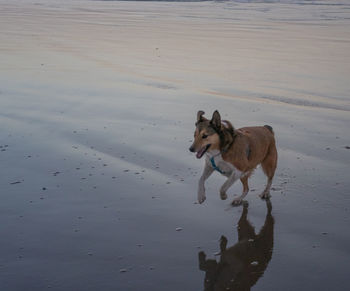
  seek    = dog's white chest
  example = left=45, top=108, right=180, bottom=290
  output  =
left=206, top=152, right=240, bottom=177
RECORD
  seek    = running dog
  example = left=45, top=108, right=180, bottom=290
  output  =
left=189, top=110, right=277, bottom=205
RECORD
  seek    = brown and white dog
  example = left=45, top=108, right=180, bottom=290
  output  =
left=189, top=110, right=277, bottom=205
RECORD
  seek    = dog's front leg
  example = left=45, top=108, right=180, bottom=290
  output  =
left=197, top=161, right=214, bottom=204
left=219, top=171, right=240, bottom=202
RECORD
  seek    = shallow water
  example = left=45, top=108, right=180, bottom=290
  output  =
left=0, top=1, right=350, bottom=290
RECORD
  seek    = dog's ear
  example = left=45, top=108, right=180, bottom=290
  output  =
left=196, top=110, right=205, bottom=124
left=210, top=110, right=221, bottom=129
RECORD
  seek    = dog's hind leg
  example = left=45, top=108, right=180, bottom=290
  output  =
left=231, top=173, right=250, bottom=205
left=260, top=177, right=273, bottom=199
left=260, top=144, right=277, bottom=199
left=197, top=162, right=214, bottom=204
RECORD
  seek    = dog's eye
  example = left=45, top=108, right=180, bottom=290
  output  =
left=202, top=134, right=208, bottom=139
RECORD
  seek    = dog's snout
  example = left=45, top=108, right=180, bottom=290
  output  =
left=189, top=146, right=195, bottom=152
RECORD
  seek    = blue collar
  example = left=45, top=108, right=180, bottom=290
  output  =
left=210, top=156, right=225, bottom=174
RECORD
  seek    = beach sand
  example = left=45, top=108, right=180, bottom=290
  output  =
left=0, top=0, right=350, bottom=290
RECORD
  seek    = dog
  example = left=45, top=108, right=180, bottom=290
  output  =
left=189, top=110, right=277, bottom=205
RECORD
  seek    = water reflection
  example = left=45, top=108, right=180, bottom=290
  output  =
left=199, top=200, right=274, bottom=291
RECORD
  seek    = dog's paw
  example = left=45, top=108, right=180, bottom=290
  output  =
left=231, top=197, right=242, bottom=206
left=259, top=191, right=271, bottom=200
left=198, top=194, right=206, bottom=204
left=220, top=191, right=227, bottom=200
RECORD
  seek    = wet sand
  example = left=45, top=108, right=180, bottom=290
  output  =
left=1, top=0, right=350, bottom=290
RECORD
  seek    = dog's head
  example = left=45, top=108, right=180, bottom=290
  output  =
left=189, top=110, right=222, bottom=159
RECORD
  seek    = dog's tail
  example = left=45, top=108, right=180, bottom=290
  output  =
left=264, top=125, right=274, bottom=134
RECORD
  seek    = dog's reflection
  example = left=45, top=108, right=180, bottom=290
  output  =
left=199, top=200, right=274, bottom=291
